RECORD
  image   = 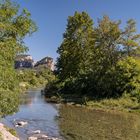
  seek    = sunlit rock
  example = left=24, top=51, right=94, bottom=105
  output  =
left=15, top=121, right=28, bottom=127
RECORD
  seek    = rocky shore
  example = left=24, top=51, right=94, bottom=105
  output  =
left=0, top=122, right=62, bottom=140
left=0, top=123, right=19, bottom=140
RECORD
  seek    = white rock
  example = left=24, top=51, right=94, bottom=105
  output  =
left=41, top=134, right=48, bottom=138
left=32, top=130, right=41, bottom=134
left=28, top=136, right=37, bottom=140
left=15, top=121, right=28, bottom=127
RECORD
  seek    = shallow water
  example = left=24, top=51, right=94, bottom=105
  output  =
left=59, top=105, right=140, bottom=140
left=2, top=89, right=61, bottom=140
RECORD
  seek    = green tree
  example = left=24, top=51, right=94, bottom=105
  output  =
left=57, top=11, right=94, bottom=81
left=86, top=16, right=122, bottom=97
left=56, top=13, right=140, bottom=100
left=0, top=0, right=37, bottom=117
left=122, top=19, right=140, bottom=56
left=93, top=16, right=122, bottom=68
left=84, top=17, right=140, bottom=98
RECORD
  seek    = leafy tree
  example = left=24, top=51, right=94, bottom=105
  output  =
left=122, top=19, right=140, bottom=56
left=83, top=17, right=140, bottom=98
left=57, top=11, right=94, bottom=81
left=93, top=16, right=122, bottom=68
left=56, top=13, right=140, bottom=100
left=84, top=16, right=122, bottom=97
left=0, top=0, right=37, bottom=117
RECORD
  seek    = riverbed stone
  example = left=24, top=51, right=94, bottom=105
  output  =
left=28, top=134, right=62, bottom=140
left=15, top=121, right=28, bottom=127
left=32, top=130, right=41, bottom=134
left=28, top=136, right=38, bottom=140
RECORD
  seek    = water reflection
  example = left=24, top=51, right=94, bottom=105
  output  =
left=59, top=105, right=140, bottom=140
left=2, top=89, right=61, bottom=140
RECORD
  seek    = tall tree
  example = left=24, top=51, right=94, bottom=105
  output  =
left=93, top=16, right=122, bottom=68
left=86, top=16, right=140, bottom=97
left=122, top=19, right=140, bottom=56
left=0, top=0, right=37, bottom=117
left=84, top=16, right=123, bottom=97
left=57, top=11, right=94, bottom=81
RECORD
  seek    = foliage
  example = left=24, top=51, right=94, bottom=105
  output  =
left=36, top=66, right=56, bottom=82
left=57, top=11, right=94, bottom=81
left=81, top=57, right=140, bottom=98
left=122, top=19, right=140, bottom=56
left=0, top=132, right=3, bottom=140
left=55, top=12, right=140, bottom=101
left=4, top=126, right=17, bottom=137
left=17, top=68, right=55, bottom=89
left=0, top=0, right=37, bottom=117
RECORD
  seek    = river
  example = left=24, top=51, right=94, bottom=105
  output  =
left=2, top=89, right=62, bottom=140
left=2, top=89, right=140, bottom=140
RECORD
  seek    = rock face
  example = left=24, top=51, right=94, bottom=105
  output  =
left=0, top=123, right=19, bottom=140
left=15, top=55, right=55, bottom=71
left=15, top=54, right=34, bottom=69
left=34, top=57, right=54, bottom=71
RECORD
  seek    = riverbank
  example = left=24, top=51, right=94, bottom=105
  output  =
left=86, top=97, right=140, bottom=113
left=0, top=123, right=19, bottom=140
left=45, top=92, right=140, bottom=113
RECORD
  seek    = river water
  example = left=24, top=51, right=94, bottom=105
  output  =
left=59, top=105, right=140, bottom=140
left=2, top=89, right=140, bottom=140
left=2, top=89, right=62, bottom=140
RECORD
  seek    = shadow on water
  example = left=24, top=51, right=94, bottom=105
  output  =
left=2, top=89, right=62, bottom=140
left=59, top=105, right=140, bottom=140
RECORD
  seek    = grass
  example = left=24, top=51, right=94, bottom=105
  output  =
left=86, top=96, right=140, bottom=112
left=45, top=91, right=140, bottom=113
left=0, top=132, right=3, bottom=140
left=4, top=126, right=17, bottom=137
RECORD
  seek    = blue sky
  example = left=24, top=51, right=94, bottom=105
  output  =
left=15, top=0, right=140, bottom=62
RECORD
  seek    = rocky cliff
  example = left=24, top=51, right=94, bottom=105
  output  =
left=15, top=54, right=34, bottom=69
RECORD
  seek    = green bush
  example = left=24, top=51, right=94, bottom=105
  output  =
left=0, top=89, right=19, bottom=117
left=56, top=57, right=140, bottom=100
left=17, top=68, right=55, bottom=89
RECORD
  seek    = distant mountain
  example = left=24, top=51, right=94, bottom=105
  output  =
left=15, top=55, right=54, bottom=71
left=34, top=57, right=54, bottom=71
left=15, top=54, right=34, bottom=69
